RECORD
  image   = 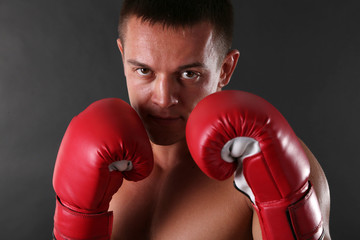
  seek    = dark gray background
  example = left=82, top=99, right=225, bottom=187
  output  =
left=1, top=0, right=358, bottom=239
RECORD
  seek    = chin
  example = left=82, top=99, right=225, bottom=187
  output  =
left=148, top=132, right=186, bottom=146
left=144, top=120, right=187, bottom=146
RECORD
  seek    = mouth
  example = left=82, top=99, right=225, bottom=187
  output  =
left=149, top=114, right=182, bottom=125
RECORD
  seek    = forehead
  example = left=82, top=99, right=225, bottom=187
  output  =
left=122, top=16, right=219, bottom=67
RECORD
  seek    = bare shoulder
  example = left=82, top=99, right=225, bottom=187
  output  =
left=299, top=139, right=332, bottom=240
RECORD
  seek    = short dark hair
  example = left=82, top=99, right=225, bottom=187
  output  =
left=118, top=0, right=234, bottom=59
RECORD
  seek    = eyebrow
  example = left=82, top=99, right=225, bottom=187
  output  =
left=127, top=59, right=206, bottom=71
left=177, top=62, right=206, bottom=71
left=127, top=59, right=151, bottom=69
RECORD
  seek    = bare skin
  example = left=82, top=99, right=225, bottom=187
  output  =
left=110, top=140, right=253, bottom=239
left=109, top=16, right=331, bottom=240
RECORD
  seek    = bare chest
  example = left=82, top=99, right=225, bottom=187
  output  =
left=109, top=166, right=253, bottom=240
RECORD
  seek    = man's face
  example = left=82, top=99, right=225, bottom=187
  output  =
left=118, top=16, right=235, bottom=145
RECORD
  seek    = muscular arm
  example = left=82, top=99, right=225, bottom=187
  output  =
left=251, top=139, right=331, bottom=240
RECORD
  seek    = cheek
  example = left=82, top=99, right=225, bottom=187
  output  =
left=125, top=76, right=152, bottom=110
left=197, top=73, right=221, bottom=97
left=183, top=77, right=220, bottom=116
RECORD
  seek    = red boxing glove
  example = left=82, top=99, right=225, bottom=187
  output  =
left=186, top=90, right=324, bottom=240
left=52, top=98, right=153, bottom=240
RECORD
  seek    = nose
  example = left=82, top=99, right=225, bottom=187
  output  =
left=152, top=74, right=179, bottom=108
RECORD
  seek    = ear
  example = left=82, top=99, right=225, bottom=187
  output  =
left=218, top=49, right=240, bottom=89
left=117, top=38, right=127, bottom=77
left=117, top=38, right=124, bottom=57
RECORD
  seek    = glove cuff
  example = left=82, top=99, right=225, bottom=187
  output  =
left=53, top=196, right=113, bottom=240
left=255, top=182, right=324, bottom=240
left=287, top=182, right=324, bottom=240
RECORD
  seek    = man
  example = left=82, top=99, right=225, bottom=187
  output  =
left=52, top=1, right=331, bottom=239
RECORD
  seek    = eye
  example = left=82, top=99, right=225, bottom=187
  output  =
left=136, top=68, right=151, bottom=76
left=181, top=71, right=200, bottom=80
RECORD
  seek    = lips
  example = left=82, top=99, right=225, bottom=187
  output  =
left=149, top=114, right=182, bottom=125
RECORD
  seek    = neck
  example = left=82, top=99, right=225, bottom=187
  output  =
left=150, top=139, right=193, bottom=170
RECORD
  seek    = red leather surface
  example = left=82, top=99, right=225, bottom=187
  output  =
left=288, top=183, right=324, bottom=240
left=186, top=90, right=323, bottom=240
left=186, top=91, right=309, bottom=198
left=53, top=98, right=153, bottom=239
left=54, top=197, right=113, bottom=240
